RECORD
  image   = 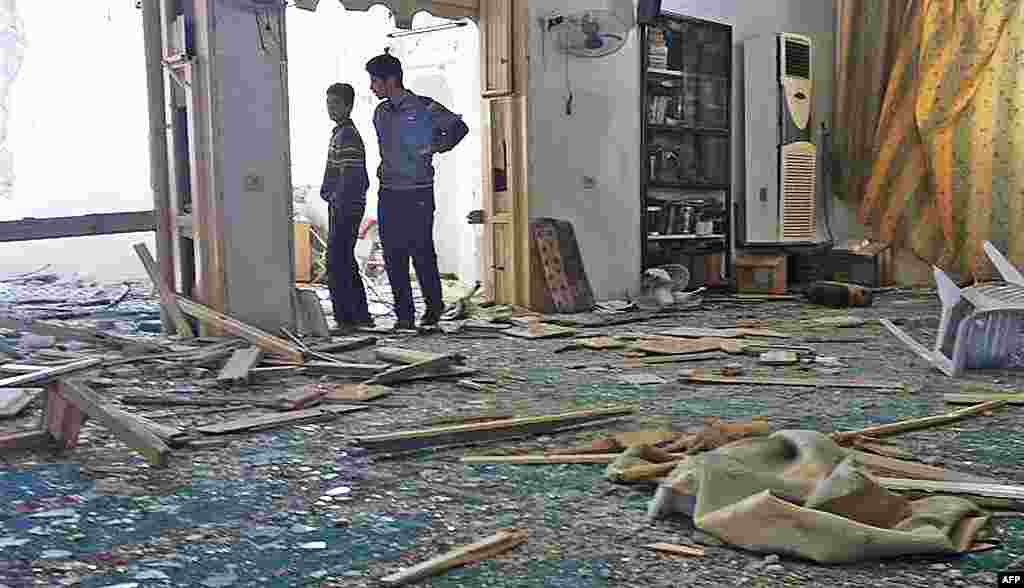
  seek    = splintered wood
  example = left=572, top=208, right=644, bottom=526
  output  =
left=645, top=542, right=705, bottom=558
left=380, top=529, right=528, bottom=586
left=831, top=400, right=1007, bottom=445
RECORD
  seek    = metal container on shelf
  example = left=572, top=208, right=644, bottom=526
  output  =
left=680, top=206, right=696, bottom=234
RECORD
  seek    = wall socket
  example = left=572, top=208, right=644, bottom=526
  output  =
left=582, top=176, right=596, bottom=190
left=244, top=174, right=264, bottom=192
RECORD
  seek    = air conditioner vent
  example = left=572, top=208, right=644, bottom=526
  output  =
left=780, top=147, right=816, bottom=241
left=784, top=39, right=811, bottom=80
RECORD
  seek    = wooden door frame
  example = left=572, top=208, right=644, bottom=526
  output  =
left=476, top=0, right=531, bottom=308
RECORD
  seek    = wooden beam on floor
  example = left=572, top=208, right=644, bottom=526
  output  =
left=0, top=211, right=155, bottom=242
left=133, top=242, right=195, bottom=337
left=174, top=296, right=304, bottom=362
left=56, top=379, right=170, bottom=466
left=380, top=529, right=527, bottom=587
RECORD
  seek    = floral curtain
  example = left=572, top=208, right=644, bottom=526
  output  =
left=834, top=0, right=1024, bottom=279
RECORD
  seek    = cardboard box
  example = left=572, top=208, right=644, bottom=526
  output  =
left=294, top=221, right=312, bottom=283
left=735, top=253, right=787, bottom=294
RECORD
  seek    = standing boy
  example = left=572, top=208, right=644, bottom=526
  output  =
left=321, top=82, right=373, bottom=332
left=365, top=51, right=469, bottom=330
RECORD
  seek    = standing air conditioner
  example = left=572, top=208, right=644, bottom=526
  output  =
left=741, top=33, right=818, bottom=245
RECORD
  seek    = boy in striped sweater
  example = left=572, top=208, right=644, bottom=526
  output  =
left=321, top=82, right=373, bottom=332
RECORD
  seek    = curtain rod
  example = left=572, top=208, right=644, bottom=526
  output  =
left=387, top=20, right=468, bottom=38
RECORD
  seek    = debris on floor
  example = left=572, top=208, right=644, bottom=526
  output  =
left=2, top=253, right=1023, bottom=586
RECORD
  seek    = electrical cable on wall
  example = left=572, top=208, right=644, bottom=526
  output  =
left=819, top=122, right=835, bottom=246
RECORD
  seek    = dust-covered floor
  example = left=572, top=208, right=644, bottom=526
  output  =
left=1, top=282, right=1022, bottom=588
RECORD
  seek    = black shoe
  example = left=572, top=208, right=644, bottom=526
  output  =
left=393, top=320, right=415, bottom=331
left=419, top=308, right=443, bottom=327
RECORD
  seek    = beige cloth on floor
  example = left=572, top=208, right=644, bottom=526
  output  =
left=645, top=430, right=991, bottom=563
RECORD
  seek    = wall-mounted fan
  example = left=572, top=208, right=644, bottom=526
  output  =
left=546, top=2, right=634, bottom=58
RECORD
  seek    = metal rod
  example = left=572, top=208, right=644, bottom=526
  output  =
left=386, top=20, right=468, bottom=38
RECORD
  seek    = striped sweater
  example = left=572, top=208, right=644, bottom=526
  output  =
left=321, top=118, right=369, bottom=204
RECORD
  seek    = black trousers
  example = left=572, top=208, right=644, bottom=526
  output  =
left=377, top=187, right=443, bottom=324
left=327, top=199, right=371, bottom=326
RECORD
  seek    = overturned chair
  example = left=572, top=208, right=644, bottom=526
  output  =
left=882, top=241, right=1024, bottom=377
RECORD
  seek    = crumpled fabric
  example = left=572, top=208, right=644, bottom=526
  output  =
left=646, top=430, right=991, bottom=563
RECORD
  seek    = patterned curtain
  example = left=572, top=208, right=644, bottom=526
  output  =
left=834, top=0, right=1024, bottom=280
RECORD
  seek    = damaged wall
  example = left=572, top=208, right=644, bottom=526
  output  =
left=528, top=0, right=838, bottom=300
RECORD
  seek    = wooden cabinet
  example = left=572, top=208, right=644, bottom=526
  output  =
left=640, top=12, right=733, bottom=278
left=480, top=0, right=513, bottom=97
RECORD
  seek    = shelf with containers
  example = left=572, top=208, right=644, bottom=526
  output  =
left=640, top=11, right=732, bottom=284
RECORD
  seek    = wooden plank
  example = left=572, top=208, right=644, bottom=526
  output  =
left=174, top=296, right=304, bottom=362
left=0, top=364, right=49, bottom=374
left=944, top=393, right=1024, bottom=405
left=195, top=404, right=369, bottom=435
left=310, top=336, right=377, bottom=353
left=0, top=358, right=103, bottom=388
left=659, top=327, right=742, bottom=338
left=216, top=346, right=264, bottom=384
left=462, top=453, right=636, bottom=465
left=645, top=543, right=705, bottom=558
left=56, top=379, right=170, bottom=466
left=831, top=400, right=1007, bottom=445
left=0, top=210, right=155, bottom=242
left=402, top=366, right=478, bottom=381
left=43, top=385, right=85, bottom=450
left=879, top=318, right=949, bottom=374
left=631, top=337, right=725, bottom=355
left=679, top=369, right=906, bottom=391
left=0, top=388, right=40, bottom=418
left=758, top=351, right=799, bottom=365
left=0, top=430, right=53, bottom=451
left=876, top=478, right=1024, bottom=503
left=321, top=383, right=393, bottom=402
left=375, top=347, right=466, bottom=365
left=133, top=242, right=195, bottom=337
left=380, top=529, right=527, bottom=587
left=736, top=328, right=790, bottom=338
left=366, top=354, right=459, bottom=385
left=0, top=318, right=163, bottom=354
left=357, top=407, right=634, bottom=444
left=847, top=449, right=1000, bottom=484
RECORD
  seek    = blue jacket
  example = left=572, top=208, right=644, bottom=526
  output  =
left=372, top=90, right=469, bottom=191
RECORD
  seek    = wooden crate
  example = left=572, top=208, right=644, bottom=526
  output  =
left=828, top=240, right=893, bottom=287
left=734, top=253, right=787, bottom=294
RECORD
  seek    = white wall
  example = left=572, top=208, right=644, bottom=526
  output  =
left=0, top=2, right=155, bottom=281
left=527, top=0, right=836, bottom=299
left=528, top=0, right=642, bottom=301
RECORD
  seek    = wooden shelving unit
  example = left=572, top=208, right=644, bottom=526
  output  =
left=640, top=12, right=732, bottom=279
